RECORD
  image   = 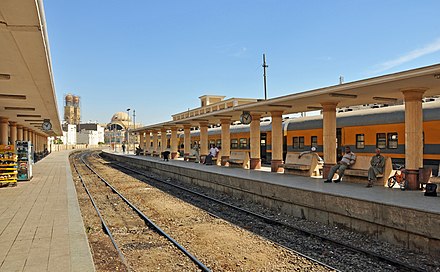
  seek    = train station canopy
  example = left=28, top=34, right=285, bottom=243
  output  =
left=0, top=0, right=62, bottom=136
left=134, top=63, right=440, bottom=132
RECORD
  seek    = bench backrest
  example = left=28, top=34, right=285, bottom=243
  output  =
left=285, top=152, right=314, bottom=166
left=350, top=155, right=392, bottom=180
left=230, top=151, right=249, bottom=161
left=349, top=155, right=371, bottom=170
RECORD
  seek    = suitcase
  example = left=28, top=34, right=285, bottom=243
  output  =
left=205, top=155, right=213, bottom=165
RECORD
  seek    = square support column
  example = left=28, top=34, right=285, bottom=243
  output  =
left=270, top=111, right=283, bottom=172
left=250, top=113, right=261, bottom=169
left=220, top=119, right=230, bottom=166
left=139, top=131, right=144, bottom=155
left=0, top=117, right=9, bottom=145
left=160, top=128, right=167, bottom=154
left=23, top=127, right=28, bottom=141
left=170, top=127, right=178, bottom=159
left=199, top=122, right=209, bottom=161
left=183, top=125, right=191, bottom=160
left=152, top=130, right=159, bottom=156
left=321, top=102, right=338, bottom=177
left=402, top=88, right=426, bottom=190
left=17, top=125, right=23, bottom=141
left=9, top=122, right=17, bottom=145
left=145, top=131, right=151, bottom=155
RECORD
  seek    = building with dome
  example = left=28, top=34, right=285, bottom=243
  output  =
left=105, top=111, right=141, bottom=149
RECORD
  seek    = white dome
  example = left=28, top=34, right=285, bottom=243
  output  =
left=111, top=112, right=131, bottom=122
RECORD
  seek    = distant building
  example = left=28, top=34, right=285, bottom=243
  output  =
left=104, top=112, right=141, bottom=145
left=64, top=94, right=81, bottom=125
left=60, top=124, right=77, bottom=145
left=77, top=123, right=105, bottom=145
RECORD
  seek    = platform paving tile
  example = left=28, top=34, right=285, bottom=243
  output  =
left=0, top=150, right=95, bottom=272
left=116, top=152, right=440, bottom=214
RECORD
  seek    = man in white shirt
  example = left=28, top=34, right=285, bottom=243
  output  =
left=205, top=144, right=219, bottom=165
left=324, top=146, right=356, bottom=183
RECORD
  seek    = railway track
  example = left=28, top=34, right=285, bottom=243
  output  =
left=72, top=152, right=211, bottom=271
left=97, top=153, right=431, bottom=272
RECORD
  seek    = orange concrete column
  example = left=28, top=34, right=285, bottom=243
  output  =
left=250, top=113, right=261, bottom=169
left=0, top=117, right=9, bottom=145
left=402, top=89, right=426, bottom=190
left=139, top=131, right=144, bottom=154
left=9, top=122, right=17, bottom=145
left=152, top=130, right=158, bottom=156
left=23, top=128, right=28, bottom=141
left=145, top=131, right=151, bottom=155
left=183, top=125, right=191, bottom=160
left=17, top=125, right=23, bottom=141
left=220, top=119, right=231, bottom=166
left=160, top=128, right=167, bottom=154
left=35, top=134, right=39, bottom=152
left=170, top=127, right=178, bottom=159
left=321, top=102, right=338, bottom=177
left=271, top=111, right=283, bottom=172
left=199, top=122, right=209, bottom=160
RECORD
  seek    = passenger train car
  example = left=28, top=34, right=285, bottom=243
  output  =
left=170, top=100, right=440, bottom=175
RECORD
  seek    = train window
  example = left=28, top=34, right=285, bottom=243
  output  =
left=356, top=134, right=365, bottom=149
left=387, top=133, right=398, bottom=149
left=216, top=139, right=221, bottom=149
left=311, top=136, right=318, bottom=148
left=231, top=139, right=238, bottom=149
left=239, top=138, right=248, bottom=149
left=293, top=136, right=304, bottom=149
left=167, top=139, right=171, bottom=148
left=376, top=133, right=386, bottom=149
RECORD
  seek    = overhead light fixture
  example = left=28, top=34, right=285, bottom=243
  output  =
left=268, top=104, right=292, bottom=108
left=0, top=74, right=11, bottom=80
left=0, top=94, right=26, bottom=100
left=5, top=107, right=35, bottom=111
left=373, top=96, right=398, bottom=102
left=30, top=122, right=43, bottom=125
left=17, top=114, right=41, bottom=117
left=24, top=119, right=44, bottom=122
left=329, top=93, right=358, bottom=98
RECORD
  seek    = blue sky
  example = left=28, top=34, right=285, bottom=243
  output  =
left=44, top=0, right=440, bottom=126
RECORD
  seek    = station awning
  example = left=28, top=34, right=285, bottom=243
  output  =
left=0, top=0, right=62, bottom=136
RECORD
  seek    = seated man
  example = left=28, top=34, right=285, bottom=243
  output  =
left=324, top=146, right=356, bottom=183
left=366, top=148, right=385, bottom=188
left=204, top=144, right=219, bottom=165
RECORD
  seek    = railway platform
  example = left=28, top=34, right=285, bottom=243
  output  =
left=103, top=151, right=440, bottom=257
left=0, top=150, right=95, bottom=272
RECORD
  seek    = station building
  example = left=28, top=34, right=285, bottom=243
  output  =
left=134, top=65, right=440, bottom=190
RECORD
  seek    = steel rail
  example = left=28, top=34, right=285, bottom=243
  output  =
left=105, top=157, right=426, bottom=272
left=81, top=152, right=211, bottom=272
left=72, top=153, right=130, bottom=271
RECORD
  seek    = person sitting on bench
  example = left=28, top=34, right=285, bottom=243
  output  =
left=204, top=144, right=219, bottom=165
left=366, top=148, right=385, bottom=188
left=324, top=146, right=356, bottom=183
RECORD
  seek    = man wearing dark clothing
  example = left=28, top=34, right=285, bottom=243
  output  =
left=367, top=148, right=385, bottom=187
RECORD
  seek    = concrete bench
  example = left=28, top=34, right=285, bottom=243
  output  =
left=343, top=155, right=392, bottom=185
left=281, top=152, right=322, bottom=177
left=227, top=151, right=250, bottom=169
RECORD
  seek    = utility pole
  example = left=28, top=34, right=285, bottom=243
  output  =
left=133, top=109, right=136, bottom=148
left=262, top=54, right=268, bottom=100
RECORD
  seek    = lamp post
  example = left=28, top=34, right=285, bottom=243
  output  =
left=133, top=109, right=136, bottom=149
left=126, top=108, right=130, bottom=153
